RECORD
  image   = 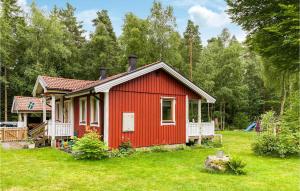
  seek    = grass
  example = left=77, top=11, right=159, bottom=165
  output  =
left=1, top=131, right=299, bottom=191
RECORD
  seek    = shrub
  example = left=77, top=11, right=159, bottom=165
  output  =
left=72, top=132, right=108, bottom=160
left=225, top=158, right=247, bottom=175
left=233, top=112, right=250, bottom=129
left=252, top=108, right=300, bottom=158
left=118, top=140, right=134, bottom=156
left=201, top=137, right=222, bottom=148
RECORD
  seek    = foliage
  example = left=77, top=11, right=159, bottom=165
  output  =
left=233, top=112, right=250, bottom=129
left=201, top=137, right=222, bottom=148
left=252, top=105, right=300, bottom=158
left=117, top=140, right=134, bottom=156
left=72, top=132, right=108, bottom=160
left=225, top=157, right=247, bottom=175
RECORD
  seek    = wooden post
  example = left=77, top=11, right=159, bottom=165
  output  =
left=51, top=95, right=56, bottom=147
left=42, top=96, right=47, bottom=122
left=70, top=98, right=74, bottom=136
left=24, top=113, right=28, bottom=127
left=186, top=95, right=189, bottom=143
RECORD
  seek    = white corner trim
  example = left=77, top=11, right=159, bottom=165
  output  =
left=103, top=91, right=109, bottom=145
left=94, top=62, right=215, bottom=103
left=32, top=76, right=48, bottom=96
left=186, top=95, right=189, bottom=143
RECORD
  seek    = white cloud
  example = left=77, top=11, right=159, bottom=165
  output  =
left=188, top=5, right=230, bottom=27
left=76, top=9, right=98, bottom=38
left=17, top=0, right=30, bottom=14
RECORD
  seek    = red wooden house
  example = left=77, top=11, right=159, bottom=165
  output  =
left=13, top=56, right=216, bottom=148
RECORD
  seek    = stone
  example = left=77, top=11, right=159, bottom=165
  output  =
left=204, top=153, right=230, bottom=172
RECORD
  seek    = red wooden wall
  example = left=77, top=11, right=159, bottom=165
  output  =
left=109, top=69, right=200, bottom=148
left=74, top=94, right=104, bottom=138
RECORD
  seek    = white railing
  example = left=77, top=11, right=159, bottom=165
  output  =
left=47, top=121, right=73, bottom=137
left=188, top=122, right=200, bottom=136
left=187, top=121, right=215, bottom=137
left=201, top=121, right=215, bottom=136
left=0, top=121, right=25, bottom=128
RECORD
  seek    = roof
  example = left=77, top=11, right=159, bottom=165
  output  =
left=68, top=61, right=161, bottom=95
left=32, top=61, right=216, bottom=103
left=11, top=96, right=51, bottom=113
left=40, top=76, right=97, bottom=91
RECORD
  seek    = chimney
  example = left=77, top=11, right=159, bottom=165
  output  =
left=99, top=67, right=106, bottom=80
left=128, top=54, right=137, bottom=72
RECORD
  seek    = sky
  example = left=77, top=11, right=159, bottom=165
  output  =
left=19, top=0, right=246, bottom=45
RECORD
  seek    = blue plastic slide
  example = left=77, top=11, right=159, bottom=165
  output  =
left=244, top=122, right=256, bottom=131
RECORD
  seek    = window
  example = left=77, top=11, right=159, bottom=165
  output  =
left=55, top=102, right=61, bottom=122
left=189, top=100, right=199, bottom=123
left=90, top=96, right=99, bottom=126
left=79, top=97, right=87, bottom=125
left=161, top=97, right=176, bottom=125
left=64, top=101, right=71, bottom=123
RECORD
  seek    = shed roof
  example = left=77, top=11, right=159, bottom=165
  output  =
left=11, top=96, right=51, bottom=113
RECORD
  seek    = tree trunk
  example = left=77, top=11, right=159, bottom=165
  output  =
left=280, top=73, right=287, bottom=116
left=189, top=35, right=193, bottom=80
left=219, top=104, right=222, bottom=130
left=222, top=103, right=226, bottom=130
left=4, top=67, right=7, bottom=122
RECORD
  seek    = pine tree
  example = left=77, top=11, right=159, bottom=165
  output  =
left=182, top=20, right=202, bottom=79
left=57, top=3, right=86, bottom=78
left=82, top=10, right=120, bottom=79
left=0, top=0, right=25, bottom=121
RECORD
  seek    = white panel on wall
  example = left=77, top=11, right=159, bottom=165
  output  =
left=123, top=112, right=134, bottom=132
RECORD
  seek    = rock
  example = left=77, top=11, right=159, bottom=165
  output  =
left=204, top=154, right=230, bottom=172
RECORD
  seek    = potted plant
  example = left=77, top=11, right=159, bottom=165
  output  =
left=27, top=138, right=35, bottom=149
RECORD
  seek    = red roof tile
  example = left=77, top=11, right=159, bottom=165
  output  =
left=40, top=76, right=98, bottom=91
left=12, top=96, right=51, bottom=113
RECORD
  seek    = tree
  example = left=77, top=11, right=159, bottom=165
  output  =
left=182, top=20, right=202, bottom=79
left=119, top=13, right=151, bottom=69
left=22, top=3, right=71, bottom=92
left=0, top=0, right=25, bottom=121
left=226, top=0, right=300, bottom=113
left=82, top=10, right=120, bottom=79
left=57, top=3, right=86, bottom=78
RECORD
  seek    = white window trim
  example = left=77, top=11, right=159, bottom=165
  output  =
left=63, top=100, right=71, bottom=123
left=160, top=97, right=176, bottom=126
left=79, top=97, right=87, bottom=125
left=90, top=96, right=100, bottom=127
left=55, top=102, right=61, bottom=122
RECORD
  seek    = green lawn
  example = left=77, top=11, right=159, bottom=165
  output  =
left=1, top=131, right=299, bottom=191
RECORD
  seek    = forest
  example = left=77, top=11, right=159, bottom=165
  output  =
left=0, top=0, right=299, bottom=130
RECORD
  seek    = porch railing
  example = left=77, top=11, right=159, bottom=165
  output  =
left=200, top=121, right=215, bottom=136
left=187, top=121, right=215, bottom=137
left=0, top=121, right=25, bottom=128
left=47, top=121, right=73, bottom=137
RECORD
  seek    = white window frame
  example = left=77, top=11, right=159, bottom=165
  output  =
left=79, top=97, right=87, bottom=125
left=160, top=97, right=176, bottom=126
left=90, top=95, right=100, bottom=127
left=55, top=102, right=61, bottom=122
left=63, top=100, right=71, bottom=123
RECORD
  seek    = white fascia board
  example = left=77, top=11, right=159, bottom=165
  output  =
left=11, top=97, right=17, bottom=113
left=94, top=62, right=216, bottom=103
left=32, top=76, right=47, bottom=97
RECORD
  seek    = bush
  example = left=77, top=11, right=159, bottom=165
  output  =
left=118, top=140, right=134, bottom=156
left=225, top=158, right=247, bottom=175
left=252, top=108, right=300, bottom=158
left=233, top=112, right=250, bottom=129
left=72, top=132, right=108, bottom=160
